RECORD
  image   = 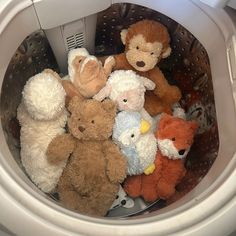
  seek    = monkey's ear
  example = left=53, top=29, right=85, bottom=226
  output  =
left=162, top=46, right=172, bottom=58
left=120, top=29, right=128, bottom=45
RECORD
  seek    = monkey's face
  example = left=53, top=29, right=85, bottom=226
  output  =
left=125, top=35, right=163, bottom=72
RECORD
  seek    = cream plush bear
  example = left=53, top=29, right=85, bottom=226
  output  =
left=17, top=69, right=67, bottom=193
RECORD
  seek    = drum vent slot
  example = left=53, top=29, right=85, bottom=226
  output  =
left=66, top=32, right=84, bottom=51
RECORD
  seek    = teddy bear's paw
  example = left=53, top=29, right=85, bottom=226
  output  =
left=106, top=161, right=127, bottom=184
left=47, top=134, right=75, bottom=165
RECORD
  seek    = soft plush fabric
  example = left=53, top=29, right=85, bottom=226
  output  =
left=124, top=113, right=198, bottom=201
left=99, top=20, right=182, bottom=116
left=62, top=48, right=115, bottom=100
left=46, top=96, right=127, bottom=216
left=94, top=70, right=155, bottom=124
left=112, top=111, right=157, bottom=176
left=17, top=69, right=67, bottom=193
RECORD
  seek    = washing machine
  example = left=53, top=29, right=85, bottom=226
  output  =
left=0, top=0, right=236, bottom=235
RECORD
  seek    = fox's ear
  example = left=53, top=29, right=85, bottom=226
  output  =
left=155, top=113, right=174, bottom=137
left=159, top=113, right=174, bottom=130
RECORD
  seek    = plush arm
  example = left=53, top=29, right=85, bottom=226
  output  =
left=103, top=56, right=116, bottom=75
left=46, top=134, right=76, bottom=165
left=93, top=84, right=111, bottom=101
left=148, top=68, right=181, bottom=103
left=103, top=140, right=127, bottom=183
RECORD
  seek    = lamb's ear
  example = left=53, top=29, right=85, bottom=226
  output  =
left=138, top=75, right=156, bottom=91
left=93, top=84, right=111, bottom=101
left=162, top=46, right=172, bottom=58
left=120, top=29, right=128, bottom=45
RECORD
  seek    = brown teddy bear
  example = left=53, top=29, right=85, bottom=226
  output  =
left=46, top=96, right=127, bottom=216
left=100, top=20, right=181, bottom=116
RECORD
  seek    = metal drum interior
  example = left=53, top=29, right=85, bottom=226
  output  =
left=0, top=3, right=219, bottom=218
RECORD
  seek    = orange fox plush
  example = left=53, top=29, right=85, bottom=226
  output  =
left=124, top=114, right=198, bottom=202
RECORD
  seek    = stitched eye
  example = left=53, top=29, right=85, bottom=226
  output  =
left=136, top=46, right=139, bottom=50
left=131, top=134, right=135, bottom=138
left=78, top=118, right=81, bottom=121
left=91, top=120, right=95, bottom=124
left=171, top=137, right=176, bottom=141
left=151, top=52, right=154, bottom=55
left=123, top=99, right=127, bottom=103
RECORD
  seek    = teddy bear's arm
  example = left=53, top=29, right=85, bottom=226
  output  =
left=46, top=134, right=76, bottom=165
left=103, top=140, right=127, bottom=183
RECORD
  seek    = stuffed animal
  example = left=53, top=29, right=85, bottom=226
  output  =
left=124, top=113, right=198, bottom=202
left=94, top=70, right=155, bottom=124
left=46, top=96, right=127, bottom=216
left=62, top=48, right=115, bottom=101
left=112, top=111, right=157, bottom=176
left=100, top=20, right=181, bottom=116
left=17, top=69, right=67, bottom=193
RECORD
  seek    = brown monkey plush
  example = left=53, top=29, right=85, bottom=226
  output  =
left=46, top=96, right=127, bottom=216
left=107, top=20, right=181, bottom=116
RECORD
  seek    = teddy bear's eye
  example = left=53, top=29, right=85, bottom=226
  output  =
left=79, top=59, right=82, bottom=63
left=123, top=99, right=128, bottom=103
left=151, top=52, right=154, bottom=55
left=131, top=134, right=135, bottom=138
left=91, top=120, right=95, bottom=124
left=78, top=118, right=81, bottom=121
left=136, top=46, right=139, bottom=50
left=171, top=137, right=176, bottom=141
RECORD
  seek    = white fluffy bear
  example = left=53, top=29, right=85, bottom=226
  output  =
left=93, top=70, right=155, bottom=124
left=17, top=69, right=68, bottom=193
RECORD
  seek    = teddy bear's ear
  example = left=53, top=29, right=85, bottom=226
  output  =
left=120, top=29, right=128, bottom=45
left=101, top=99, right=117, bottom=115
left=68, top=95, right=83, bottom=113
left=43, top=69, right=61, bottom=82
left=162, top=46, right=172, bottom=58
left=138, top=75, right=156, bottom=91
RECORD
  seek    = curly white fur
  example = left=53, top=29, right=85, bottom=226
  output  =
left=17, top=71, right=68, bottom=192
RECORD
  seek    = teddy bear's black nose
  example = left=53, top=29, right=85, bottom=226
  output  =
left=178, top=149, right=186, bottom=155
left=78, top=126, right=85, bottom=132
left=136, top=61, right=145, bottom=67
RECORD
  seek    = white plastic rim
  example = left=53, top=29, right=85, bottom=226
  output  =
left=0, top=0, right=236, bottom=236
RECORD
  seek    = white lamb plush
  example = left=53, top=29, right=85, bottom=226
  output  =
left=93, top=70, right=155, bottom=124
left=17, top=69, right=68, bottom=193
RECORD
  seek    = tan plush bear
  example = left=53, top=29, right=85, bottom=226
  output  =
left=62, top=48, right=115, bottom=104
left=46, top=96, right=127, bottom=216
left=99, top=20, right=181, bottom=116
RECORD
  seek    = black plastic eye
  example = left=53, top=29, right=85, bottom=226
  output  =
left=79, top=59, right=82, bottom=63
left=91, top=120, right=95, bottom=124
left=131, top=134, right=135, bottom=138
left=123, top=99, right=127, bottom=103
left=136, top=46, right=139, bottom=50
left=151, top=52, right=154, bottom=55
left=171, top=137, right=176, bottom=141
